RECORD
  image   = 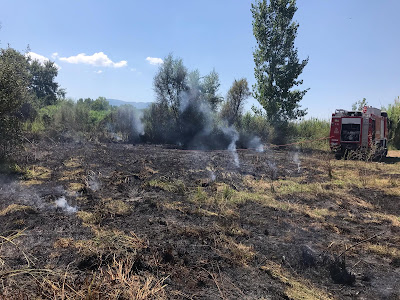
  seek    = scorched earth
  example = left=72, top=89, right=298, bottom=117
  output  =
left=0, top=142, right=399, bottom=299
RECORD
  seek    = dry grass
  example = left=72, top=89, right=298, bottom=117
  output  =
left=214, top=233, right=255, bottom=266
left=23, top=165, right=52, bottom=180
left=74, top=228, right=147, bottom=257
left=76, top=211, right=98, bottom=225
left=148, top=178, right=186, bottom=194
left=0, top=204, right=36, bottom=216
left=53, top=237, right=75, bottom=249
left=33, top=259, right=168, bottom=300
left=260, top=261, right=333, bottom=300
left=365, top=243, right=400, bottom=260
left=68, top=182, right=85, bottom=192
left=63, top=157, right=83, bottom=168
left=59, top=168, right=85, bottom=181
left=104, top=199, right=132, bottom=216
left=1, top=229, right=165, bottom=300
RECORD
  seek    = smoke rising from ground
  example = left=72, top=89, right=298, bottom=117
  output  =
left=55, top=196, right=77, bottom=213
left=248, top=136, right=264, bottom=153
left=151, top=89, right=265, bottom=168
left=222, top=126, right=240, bottom=167
left=0, top=175, right=78, bottom=214
left=293, top=151, right=301, bottom=173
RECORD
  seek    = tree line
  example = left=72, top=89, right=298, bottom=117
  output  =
left=2, top=0, right=400, bottom=158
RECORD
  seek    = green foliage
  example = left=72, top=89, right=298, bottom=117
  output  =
left=142, top=102, right=176, bottom=144
left=146, top=54, right=223, bottom=147
left=220, top=78, right=251, bottom=126
left=239, top=113, right=329, bottom=149
left=252, top=0, right=308, bottom=123
left=91, top=96, right=110, bottom=111
left=384, top=97, right=400, bottom=149
left=106, top=105, right=143, bottom=143
left=289, top=118, right=330, bottom=150
left=201, top=69, right=223, bottom=111
left=23, top=97, right=113, bottom=139
left=0, top=47, right=32, bottom=157
left=291, top=118, right=330, bottom=139
left=153, top=54, right=188, bottom=122
left=241, top=112, right=274, bottom=142
left=29, top=59, right=59, bottom=106
left=352, top=98, right=368, bottom=111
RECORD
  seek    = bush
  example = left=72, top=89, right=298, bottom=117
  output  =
left=0, top=47, right=32, bottom=157
left=288, top=118, right=330, bottom=150
left=240, top=112, right=274, bottom=142
left=106, top=105, right=143, bottom=143
left=385, top=97, right=400, bottom=149
left=142, top=103, right=176, bottom=144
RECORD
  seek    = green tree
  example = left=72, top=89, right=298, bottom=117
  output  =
left=0, top=47, right=32, bottom=156
left=91, top=96, right=110, bottom=111
left=201, top=69, right=222, bottom=111
left=153, top=54, right=188, bottom=122
left=252, top=0, right=308, bottom=123
left=352, top=98, right=368, bottom=111
left=221, top=78, right=251, bottom=126
left=29, top=59, right=59, bottom=106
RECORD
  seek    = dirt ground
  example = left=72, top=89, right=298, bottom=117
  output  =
left=0, top=142, right=399, bottom=299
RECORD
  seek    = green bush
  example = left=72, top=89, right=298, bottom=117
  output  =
left=142, top=103, right=176, bottom=144
left=240, top=112, right=274, bottom=142
left=0, top=47, right=32, bottom=157
left=289, top=118, right=330, bottom=150
left=385, top=97, right=400, bottom=149
left=105, top=105, right=143, bottom=143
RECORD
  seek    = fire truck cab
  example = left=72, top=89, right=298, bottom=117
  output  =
left=330, top=106, right=388, bottom=159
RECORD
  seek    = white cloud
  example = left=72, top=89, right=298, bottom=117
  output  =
left=51, top=52, right=59, bottom=59
left=146, top=57, right=163, bottom=65
left=95, top=70, right=103, bottom=74
left=59, top=52, right=127, bottom=68
left=25, top=52, right=61, bottom=70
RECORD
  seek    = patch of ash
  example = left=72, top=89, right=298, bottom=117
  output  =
left=0, top=175, right=45, bottom=209
left=86, top=171, right=101, bottom=191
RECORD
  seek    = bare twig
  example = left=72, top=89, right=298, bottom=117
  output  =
left=338, top=231, right=386, bottom=258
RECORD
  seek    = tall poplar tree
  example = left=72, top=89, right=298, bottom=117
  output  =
left=252, top=0, right=308, bottom=123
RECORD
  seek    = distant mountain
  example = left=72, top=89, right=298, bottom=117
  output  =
left=107, top=99, right=152, bottom=110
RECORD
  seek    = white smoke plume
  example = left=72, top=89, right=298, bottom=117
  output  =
left=293, top=151, right=301, bottom=173
left=133, top=110, right=145, bottom=135
left=268, top=160, right=277, bottom=180
left=0, top=176, right=45, bottom=209
left=222, top=126, right=240, bottom=167
left=55, top=196, right=77, bottom=213
left=209, top=170, right=216, bottom=182
left=87, top=171, right=101, bottom=191
left=248, top=136, right=264, bottom=153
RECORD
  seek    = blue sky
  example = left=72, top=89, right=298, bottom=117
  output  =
left=1, top=0, right=399, bottom=119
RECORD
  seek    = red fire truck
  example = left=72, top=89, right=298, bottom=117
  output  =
left=330, top=107, right=388, bottom=159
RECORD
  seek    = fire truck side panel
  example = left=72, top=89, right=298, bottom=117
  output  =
left=377, top=117, right=383, bottom=141
left=361, top=117, right=369, bottom=149
left=329, top=117, right=341, bottom=149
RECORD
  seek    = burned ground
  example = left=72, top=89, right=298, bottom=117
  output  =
left=0, top=142, right=399, bottom=299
